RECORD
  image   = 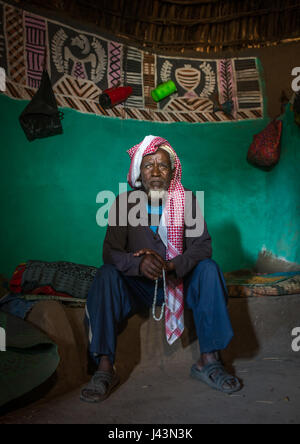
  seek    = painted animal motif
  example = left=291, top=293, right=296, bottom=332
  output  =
left=52, top=29, right=107, bottom=84
left=64, top=34, right=97, bottom=80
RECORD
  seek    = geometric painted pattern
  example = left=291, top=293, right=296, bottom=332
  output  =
left=0, top=0, right=264, bottom=124
left=4, top=77, right=263, bottom=123
left=4, top=4, right=25, bottom=84
left=24, top=13, right=47, bottom=88
left=108, top=41, right=122, bottom=88
left=143, top=51, right=157, bottom=110
left=122, top=46, right=144, bottom=108
left=53, top=75, right=101, bottom=100
left=217, top=59, right=238, bottom=116
left=0, top=3, right=6, bottom=69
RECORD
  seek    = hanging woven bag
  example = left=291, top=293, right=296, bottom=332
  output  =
left=247, top=119, right=283, bottom=168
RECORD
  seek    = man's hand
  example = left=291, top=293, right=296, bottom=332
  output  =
left=134, top=248, right=175, bottom=280
left=134, top=248, right=165, bottom=280
left=165, top=260, right=175, bottom=273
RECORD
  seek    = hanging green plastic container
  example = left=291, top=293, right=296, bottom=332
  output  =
left=151, top=80, right=177, bottom=102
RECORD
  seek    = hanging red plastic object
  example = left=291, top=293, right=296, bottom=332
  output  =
left=99, top=86, right=133, bottom=108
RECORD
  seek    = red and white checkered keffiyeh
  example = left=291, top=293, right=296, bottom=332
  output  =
left=127, top=135, right=185, bottom=345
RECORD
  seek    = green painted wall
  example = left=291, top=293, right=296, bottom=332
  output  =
left=0, top=93, right=299, bottom=278
left=264, top=105, right=300, bottom=264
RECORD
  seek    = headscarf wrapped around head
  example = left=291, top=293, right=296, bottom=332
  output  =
left=127, top=135, right=185, bottom=345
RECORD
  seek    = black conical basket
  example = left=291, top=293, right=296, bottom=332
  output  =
left=19, top=69, right=64, bottom=141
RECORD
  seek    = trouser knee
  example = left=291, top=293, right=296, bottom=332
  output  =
left=192, top=258, right=220, bottom=277
left=95, top=263, right=119, bottom=278
left=87, top=263, right=121, bottom=303
left=185, top=258, right=228, bottom=308
left=93, top=264, right=121, bottom=289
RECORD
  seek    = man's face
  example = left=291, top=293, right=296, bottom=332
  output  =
left=139, top=148, right=173, bottom=194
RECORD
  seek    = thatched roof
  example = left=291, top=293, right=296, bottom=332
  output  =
left=16, top=0, right=300, bottom=53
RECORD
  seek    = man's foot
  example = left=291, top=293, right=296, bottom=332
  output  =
left=80, top=370, right=120, bottom=403
left=97, top=355, right=114, bottom=373
left=191, top=352, right=241, bottom=394
left=80, top=356, right=119, bottom=403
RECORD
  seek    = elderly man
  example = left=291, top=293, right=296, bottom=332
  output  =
left=80, top=135, right=241, bottom=403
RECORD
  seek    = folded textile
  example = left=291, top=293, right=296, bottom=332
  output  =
left=27, top=285, right=71, bottom=299
left=9, top=263, right=27, bottom=293
left=9, top=260, right=98, bottom=299
left=0, top=293, right=38, bottom=319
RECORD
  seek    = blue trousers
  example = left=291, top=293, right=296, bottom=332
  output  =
left=85, top=259, right=233, bottom=365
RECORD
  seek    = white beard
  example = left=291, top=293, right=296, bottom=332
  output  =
left=147, top=189, right=168, bottom=207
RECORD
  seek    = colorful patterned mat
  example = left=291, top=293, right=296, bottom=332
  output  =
left=224, top=270, right=300, bottom=298
left=0, top=0, right=264, bottom=124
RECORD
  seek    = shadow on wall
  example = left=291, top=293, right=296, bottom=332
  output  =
left=211, top=221, right=255, bottom=273
left=223, top=300, right=260, bottom=368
